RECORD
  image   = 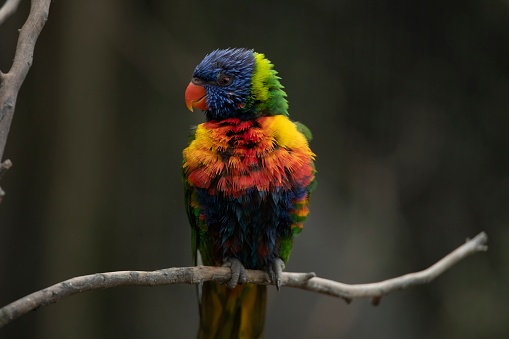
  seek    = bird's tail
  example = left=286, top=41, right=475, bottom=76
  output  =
left=198, top=281, right=267, bottom=339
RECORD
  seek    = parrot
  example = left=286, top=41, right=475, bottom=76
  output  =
left=182, top=48, right=316, bottom=339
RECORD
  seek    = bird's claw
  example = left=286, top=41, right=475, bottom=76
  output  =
left=268, top=258, right=285, bottom=291
left=222, top=258, right=247, bottom=289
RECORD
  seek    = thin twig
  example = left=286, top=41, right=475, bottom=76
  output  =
left=0, top=0, right=51, bottom=201
left=0, top=0, right=21, bottom=25
left=0, top=0, right=52, bottom=159
left=283, top=232, right=488, bottom=304
left=0, top=232, right=488, bottom=328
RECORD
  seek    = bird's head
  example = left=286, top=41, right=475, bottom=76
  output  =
left=185, top=48, right=288, bottom=121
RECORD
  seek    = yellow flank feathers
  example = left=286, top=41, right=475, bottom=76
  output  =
left=251, top=53, right=272, bottom=102
left=259, top=115, right=315, bottom=157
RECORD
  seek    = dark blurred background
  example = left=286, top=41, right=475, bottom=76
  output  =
left=1, top=0, right=508, bottom=338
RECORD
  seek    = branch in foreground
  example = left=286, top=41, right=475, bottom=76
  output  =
left=0, top=232, right=488, bottom=328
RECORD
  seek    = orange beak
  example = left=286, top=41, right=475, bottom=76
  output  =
left=185, top=82, right=208, bottom=112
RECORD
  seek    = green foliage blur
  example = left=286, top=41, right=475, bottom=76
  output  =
left=1, top=0, right=508, bottom=338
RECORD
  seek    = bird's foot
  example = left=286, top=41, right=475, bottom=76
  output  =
left=268, top=258, right=285, bottom=291
left=222, top=257, right=247, bottom=289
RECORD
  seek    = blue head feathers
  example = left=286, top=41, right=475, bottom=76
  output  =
left=192, top=48, right=255, bottom=120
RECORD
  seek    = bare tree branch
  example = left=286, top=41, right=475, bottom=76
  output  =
left=0, top=0, right=21, bottom=25
left=0, top=232, right=488, bottom=328
left=0, top=0, right=51, bottom=200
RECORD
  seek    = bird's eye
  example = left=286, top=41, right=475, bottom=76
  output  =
left=217, top=73, right=233, bottom=86
left=192, top=77, right=205, bottom=86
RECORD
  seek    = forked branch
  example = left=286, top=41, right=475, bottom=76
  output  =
left=0, top=232, right=488, bottom=328
left=0, top=0, right=52, bottom=200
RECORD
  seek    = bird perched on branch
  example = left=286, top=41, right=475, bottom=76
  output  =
left=182, top=48, right=316, bottom=339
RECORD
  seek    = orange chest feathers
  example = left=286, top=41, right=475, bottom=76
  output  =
left=183, top=116, right=315, bottom=197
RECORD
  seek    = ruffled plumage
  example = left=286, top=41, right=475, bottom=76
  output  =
left=183, top=48, right=316, bottom=339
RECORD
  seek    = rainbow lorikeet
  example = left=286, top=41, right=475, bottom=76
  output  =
left=182, top=48, right=316, bottom=339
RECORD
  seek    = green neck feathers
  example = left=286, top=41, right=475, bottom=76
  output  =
left=246, top=53, right=289, bottom=117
